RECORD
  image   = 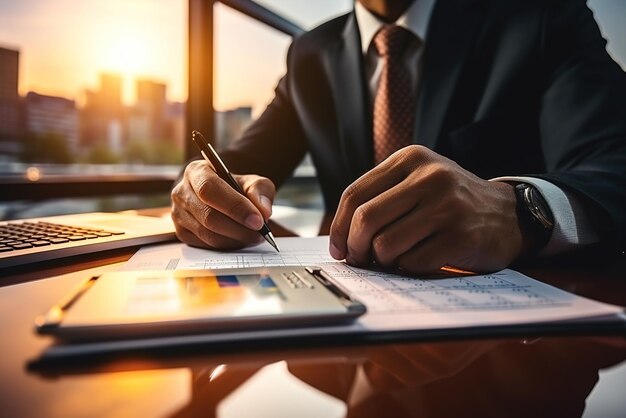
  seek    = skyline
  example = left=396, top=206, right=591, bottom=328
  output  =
left=0, top=0, right=186, bottom=107
left=0, top=0, right=623, bottom=116
left=0, top=0, right=351, bottom=118
left=0, top=48, right=254, bottom=166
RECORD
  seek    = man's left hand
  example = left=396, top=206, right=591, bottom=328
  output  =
left=329, top=145, right=524, bottom=274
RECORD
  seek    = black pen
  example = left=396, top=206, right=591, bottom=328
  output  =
left=191, top=130, right=280, bottom=252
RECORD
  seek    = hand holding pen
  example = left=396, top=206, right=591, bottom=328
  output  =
left=170, top=131, right=279, bottom=252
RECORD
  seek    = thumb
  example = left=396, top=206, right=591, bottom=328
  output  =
left=236, top=174, right=276, bottom=220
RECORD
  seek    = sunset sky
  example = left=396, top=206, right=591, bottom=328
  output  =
left=0, top=0, right=350, bottom=116
left=0, top=0, right=623, bottom=117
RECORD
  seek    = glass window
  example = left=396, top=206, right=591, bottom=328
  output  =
left=0, top=0, right=187, bottom=173
left=0, top=0, right=186, bottom=219
left=213, top=1, right=355, bottom=152
left=254, top=0, right=353, bottom=30
left=588, top=0, right=626, bottom=69
left=213, top=2, right=291, bottom=150
left=214, top=3, right=325, bottom=209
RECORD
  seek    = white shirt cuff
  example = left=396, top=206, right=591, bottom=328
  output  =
left=491, top=176, right=600, bottom=256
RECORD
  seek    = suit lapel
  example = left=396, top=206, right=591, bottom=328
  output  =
left=325, top=13, right=373, bottom=178
left=414, top=0, right=485, bottom=150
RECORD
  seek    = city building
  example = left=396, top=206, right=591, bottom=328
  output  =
left=128, top=79, right=170, bottom=142
left=80, top=73, right=124, bottom=151
left=166, top=101, right=186, bottom=150
left=0, top=46, right=21, bottom=159
left=25, top=92, right=79, bottom=152
left=1, top=57, right=187, bottom=165
left=215, top=106, right=252, bottom=150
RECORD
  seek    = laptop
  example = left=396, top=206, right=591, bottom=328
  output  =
left=0, top=212, right=177, bottom=269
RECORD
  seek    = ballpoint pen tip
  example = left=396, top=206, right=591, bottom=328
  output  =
left=265, top=232, right=280, bottom=252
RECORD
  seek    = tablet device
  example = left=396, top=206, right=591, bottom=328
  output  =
left=35, top=266, right=366, bottom=341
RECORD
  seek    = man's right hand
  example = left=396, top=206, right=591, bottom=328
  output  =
left=171, top=160, right=276, bottom=250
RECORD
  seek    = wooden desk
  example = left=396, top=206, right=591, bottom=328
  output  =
left=1, top=208, right=625, bottom=418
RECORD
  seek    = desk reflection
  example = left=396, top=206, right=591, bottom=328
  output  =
left=30, top=336, right=626, bottom=418
left=5, top=208, right=625, bottom=418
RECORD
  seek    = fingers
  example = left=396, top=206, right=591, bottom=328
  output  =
left=328, top=145, right=477, bottom=273
left=182, top=193, right=264, bottom=244
left=370, top=204, right=438, bottom=267
left=237, top=174, right=276, bottom=220
left=329, top=149, right=418, bottom=260
left=339, top=196, right=446, bottom=272
left=329, top=144, right=520, bottom=273
left=343, top=180, right=420, bottom=265
left=186, top=161, right=264, bottom=231
left=172, top=197, right=262, bottom=250
left=175, top=214, right=251, bottom=250
left=171, top=161, right=276, bottom=250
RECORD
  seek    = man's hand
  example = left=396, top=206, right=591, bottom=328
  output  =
left=171, top=160, right=275, bottom=250
left=329, top=145, right=524, bottom=274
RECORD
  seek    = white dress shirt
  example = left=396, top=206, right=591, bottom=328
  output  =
left=354, top=0, right=599, bottom=255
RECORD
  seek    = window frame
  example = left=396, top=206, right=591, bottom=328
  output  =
left=0, top=0, right=303, bottom=201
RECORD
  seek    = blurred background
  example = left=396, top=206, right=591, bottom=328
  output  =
left=0, top=0, right=624, bottom=220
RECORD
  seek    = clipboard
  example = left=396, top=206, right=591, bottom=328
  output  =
left=35, top=266, right=366, bottom=342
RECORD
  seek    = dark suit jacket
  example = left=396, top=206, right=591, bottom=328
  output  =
left=219, top=0, right=626, bottom=256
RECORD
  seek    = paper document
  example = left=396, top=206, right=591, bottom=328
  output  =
left=122, top=237, right=624, bottom=332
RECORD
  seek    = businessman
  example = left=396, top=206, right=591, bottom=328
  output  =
left=171, top=0, right=626, bottom=273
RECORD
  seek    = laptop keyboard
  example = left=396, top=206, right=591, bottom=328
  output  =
left=0, top=221, right=125, bottom=253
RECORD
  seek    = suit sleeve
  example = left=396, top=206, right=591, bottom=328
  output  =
left=218, top=43, right=309, bottom=189
left=534, top=0, right=626, bottom=256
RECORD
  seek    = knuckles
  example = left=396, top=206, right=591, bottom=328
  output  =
left=372, top=233, right=394, bottom=265
left=170, top=181, right=190, bottom=206
left=194, top=175, right=214, bottom=200
left=200, top=205, right=215, bottom=227
left=340, top=182, right=362, bottom=207
left=352, top=204, right=374, bottom=232
left=394, top=145, right=432, bottom=172
left=424, top=162, right=456, bottom=189
left=398, top=144, right=429, bottom=161
left=187, top=160, right=217, bottom=200
left=245, top=176, right=275, bottom=196
left=170, top=202, right=181, bottom=217
left=170, top=183, right=183, bottom=203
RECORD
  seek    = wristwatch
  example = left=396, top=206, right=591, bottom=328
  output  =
left=514, top=183, right=554, bottom=252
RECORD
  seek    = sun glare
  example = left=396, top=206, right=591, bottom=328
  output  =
left=101, top=32, right=150, bottom=77
left=92, top=26, right=160, bottom=104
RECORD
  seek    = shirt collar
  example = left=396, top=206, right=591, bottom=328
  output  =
left=354, top=0, right=437, bottom=54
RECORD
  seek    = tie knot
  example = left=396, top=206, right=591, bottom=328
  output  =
left=373, top=25, right=414, bottom=57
